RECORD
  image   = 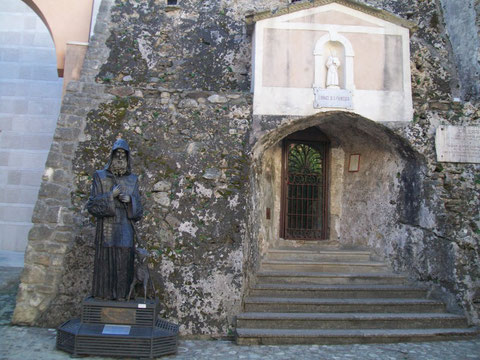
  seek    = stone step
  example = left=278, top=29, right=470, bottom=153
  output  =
left=244, top=297, right=446, bottom=313
left=236, top=312, right=468, bottom=330
left=265, top=248, right=371, bottom=262
left=261, top=260, right=389, bottom=273
left=250, top=284, right=428, bottom=299
left=238, top=245, right=474, bottom=346
left=256, top=271, right=407, bottom=285
left=235, top=327, right=480, bottom=345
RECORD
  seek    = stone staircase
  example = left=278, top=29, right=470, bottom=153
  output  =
left=235, top=246, right=478, bottom=345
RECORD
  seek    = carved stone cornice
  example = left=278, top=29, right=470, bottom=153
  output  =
left=245, top=0, right=417, bottom=33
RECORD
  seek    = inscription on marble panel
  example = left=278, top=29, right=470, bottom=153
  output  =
left=435, top=126, right=480, bottom=163
left=313, top=88, right=353, bottom=109
left=102, top=324, right=131, bottom=335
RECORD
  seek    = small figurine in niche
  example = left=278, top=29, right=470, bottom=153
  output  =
left=87, top=138, right=143, bottom=300
left=326, top=55, right=341, bottom=89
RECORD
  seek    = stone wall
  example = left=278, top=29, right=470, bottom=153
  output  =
left=439, top=0, right=480, bottom=100
left=13, top=0, right=116, bottom=326
left=14, top=0, right=480, bottom=332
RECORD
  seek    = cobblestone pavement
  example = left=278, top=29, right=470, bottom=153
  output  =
left=1, top=264, right=480, bottom=360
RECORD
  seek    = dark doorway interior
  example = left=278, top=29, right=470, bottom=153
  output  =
left=281, top=128, right=329, bottom=240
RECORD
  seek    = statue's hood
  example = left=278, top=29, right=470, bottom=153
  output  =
left=105, top=138, right=132, bottom=175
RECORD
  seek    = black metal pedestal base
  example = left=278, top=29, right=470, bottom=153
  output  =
left=57, top=297, right=179, bottom=358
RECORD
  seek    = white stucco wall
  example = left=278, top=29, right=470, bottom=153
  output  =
left=252, top=3, right=413, bottom=122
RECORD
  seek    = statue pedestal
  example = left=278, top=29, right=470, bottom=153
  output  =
left=57, top=297, right=179, bottom=358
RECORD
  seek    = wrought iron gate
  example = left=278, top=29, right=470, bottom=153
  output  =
left=281, top=140, right=327, bottom=240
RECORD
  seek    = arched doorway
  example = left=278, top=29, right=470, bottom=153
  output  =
left=249, top=111, right=424, bottom=269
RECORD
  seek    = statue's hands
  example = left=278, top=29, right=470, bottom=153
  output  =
left=112, top=185, right=121, bottom=198
left=119, top=194, right=131, bottom=203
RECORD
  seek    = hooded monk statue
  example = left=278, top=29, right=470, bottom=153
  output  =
left=87, top=139, right=143, bottom=300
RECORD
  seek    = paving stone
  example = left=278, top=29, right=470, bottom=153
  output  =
left=0, top=263, right=479, bottom=360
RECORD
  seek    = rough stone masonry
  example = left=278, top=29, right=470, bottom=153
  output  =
left=13, top=0, right=480, bottom=336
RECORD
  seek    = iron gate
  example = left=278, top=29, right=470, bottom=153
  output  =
left=282, top=141, right=327, bottom=240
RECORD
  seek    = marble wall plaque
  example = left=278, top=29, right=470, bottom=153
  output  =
left=435, top=126, right=480, bottom=163
left=102, top=324, right=131, bottom=335
left=313, top=88, right=353, bottom=109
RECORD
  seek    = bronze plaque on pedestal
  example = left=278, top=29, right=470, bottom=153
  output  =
left=101, top=307, right=136, bottom=324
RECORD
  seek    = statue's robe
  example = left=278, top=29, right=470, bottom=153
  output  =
left=87, top=169, right=143, bottom=300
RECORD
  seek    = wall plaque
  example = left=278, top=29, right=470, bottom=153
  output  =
left=348, top=154, right=360, bottom=172
left=435, top=126, right=480, bottom=163
left=101, top=307, right=136, bottom=324
left=313, top=88, right=353, bottom=109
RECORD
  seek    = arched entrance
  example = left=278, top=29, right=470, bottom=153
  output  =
left=249, top=111, right=424, bottom=268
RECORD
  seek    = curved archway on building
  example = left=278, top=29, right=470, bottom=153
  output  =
left=21, top=0, right=94, bottom=76
left=0, top=0, right=64, bottom=253
left=248, top=111, right=425, bottom=271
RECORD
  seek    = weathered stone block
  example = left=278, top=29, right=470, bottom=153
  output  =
left=38, top=183, right=70, bottom=199
left=203, top=168, right=221, bottom=180
left=429, top=101, right=450, bottom=111
left=35, top=284, right=56, bottom=294
left=107, top=86, right=134, bottom=97
left=54, top=127, right=76, bottom=141
left=32, top=202, right=60, bottom=223
left=208, top=94, right=228, bottom=104
left=12, top=303, right=39, bottom=325
left=165, top=214, right=180, bottom=229
left=32, top=254, right=52, bottom=266
left=49, top=254, right=64, bottom=267
left=53, top=231, right=75, bottom=244
left=56, top=114, right=69, bottom=127
left=52, top=169, right=72, bottom=183
left=59, top=104, right=78, bottom=116
left=28, top=224, right=55, bottom=241
left=22, top=264, right=47, bottom=284
left=66, top=80, right=83, bottom=93
left=63, top=114, right=84, bottom=128
left=83, top=83, right=105, bottom=96
left=45, top=151, right=65, bottom=169
left=178, top=98, right=198, bottom=108
left=43, top=242, right=68, bottom=254
left=153, top=192, right=171, bottom=207
left=58, top=208, right=75, bottom=225
left=153, top=180, right=172, bottom=192
left=59, top=142, right=76, bottom=157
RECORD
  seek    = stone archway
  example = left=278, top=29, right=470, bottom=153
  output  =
left=248, top=111, right=424, bottom=270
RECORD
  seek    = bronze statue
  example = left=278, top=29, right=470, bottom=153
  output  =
left=87, top=139, right=143, bottom=300
left=127, top=247, right=156, bottom=302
